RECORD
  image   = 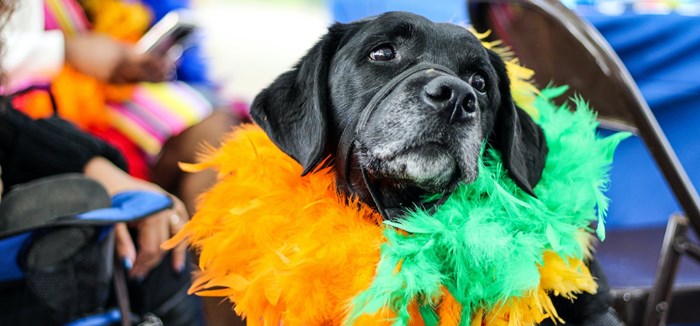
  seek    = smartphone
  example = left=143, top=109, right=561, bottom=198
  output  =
left=136, top=10, right=197, bottom=55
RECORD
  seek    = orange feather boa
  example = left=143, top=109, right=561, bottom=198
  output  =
left=166, top=125, right=389, bottom=324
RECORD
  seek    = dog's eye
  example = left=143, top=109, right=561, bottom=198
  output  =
left=369, top=44, right=396, bottom=61
left=469, top=74, right=486, bottom=93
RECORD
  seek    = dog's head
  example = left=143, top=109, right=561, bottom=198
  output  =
left=251, top=12, right=547, bottom=217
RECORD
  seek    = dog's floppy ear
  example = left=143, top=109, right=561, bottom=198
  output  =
left=250, top=23, right=353, bottom=175
left=487, top=50, right=548, bottom=196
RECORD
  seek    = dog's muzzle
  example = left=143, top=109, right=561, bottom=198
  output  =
left=336, top=63, right=460, bottom=220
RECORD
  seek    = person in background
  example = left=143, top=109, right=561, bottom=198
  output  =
left=0, top=0, right=211, bottom=324
left=3, top=0, right=236, bottom=216
left=0, top=98, right=200, bottom=325
left=0, top=99, right=189, bottom=281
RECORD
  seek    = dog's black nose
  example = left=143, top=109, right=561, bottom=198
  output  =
left=422, top=75, right=477, bottom=124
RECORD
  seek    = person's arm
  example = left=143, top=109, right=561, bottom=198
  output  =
left=64, top=33, right=170, bottom=84
left=0, top=100, right=187, bottom=276
left=0, top=99, right=126, bottom=189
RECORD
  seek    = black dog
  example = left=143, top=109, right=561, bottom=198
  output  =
left=251, top=11, right=621, bottom=325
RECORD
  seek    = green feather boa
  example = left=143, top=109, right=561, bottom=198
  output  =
left=348, top=86, right=631, bottom=325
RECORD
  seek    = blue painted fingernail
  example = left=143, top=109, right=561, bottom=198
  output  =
left=123, top=258, right=133, bottom=271
left=178, top=264, right=186, bottom=275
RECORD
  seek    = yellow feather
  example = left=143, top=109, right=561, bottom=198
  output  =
left=470, top=29, right=540, bottom=120
left=479, top=249, right=597, bottom=325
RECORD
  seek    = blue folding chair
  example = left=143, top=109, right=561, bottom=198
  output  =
left=0, top=174, right=173, bottom=326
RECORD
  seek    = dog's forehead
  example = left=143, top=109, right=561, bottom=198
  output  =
left=343, top=12, right=487, bottom=63
left=355, top=12, right=481, bottom=44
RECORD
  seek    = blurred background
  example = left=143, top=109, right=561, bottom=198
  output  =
left=195, top=0, right=330, bottom=102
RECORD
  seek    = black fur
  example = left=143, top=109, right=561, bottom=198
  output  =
left=487, top=50, right=548, bottom=196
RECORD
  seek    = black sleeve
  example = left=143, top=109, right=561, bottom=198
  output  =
left=0, top=98, right=127, bottom=191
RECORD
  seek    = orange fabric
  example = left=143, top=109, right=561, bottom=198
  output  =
left=16, top=66, right=112, bottom=130
left=11, top=90, right=54, bottom=120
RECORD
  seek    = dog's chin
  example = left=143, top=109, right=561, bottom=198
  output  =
left=364, top=143, right=472, bottom=193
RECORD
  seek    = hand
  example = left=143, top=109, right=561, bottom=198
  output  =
left=84, top=157, right=189, bottom=278
left=65, top=33, right=172, bottom=84
left=109, top=49, right=171, bottom=84
left=115, top=195, right=189, bottom=279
